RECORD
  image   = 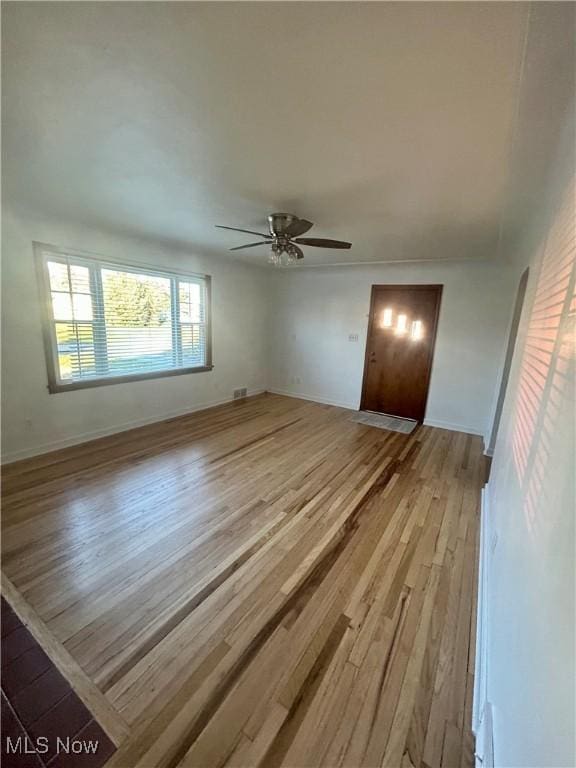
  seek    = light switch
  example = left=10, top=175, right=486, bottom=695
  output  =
left=348, top=333, right=359, bottom=342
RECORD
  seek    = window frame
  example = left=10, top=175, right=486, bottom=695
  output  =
left=34, top=242, right=213, bottom=393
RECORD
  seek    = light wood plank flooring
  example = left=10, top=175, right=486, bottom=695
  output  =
left=1, top=393, right=483, bottom=768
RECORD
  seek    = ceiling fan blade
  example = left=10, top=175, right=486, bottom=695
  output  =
left=229, top=241, right=270, bottom=251
left=294, top=237, right=352, bottom=249
left=216, top=225, right=270, bottom=238
left=284, top=218, right=314, bottom=237
left=292, top=245, right=305, bottom=260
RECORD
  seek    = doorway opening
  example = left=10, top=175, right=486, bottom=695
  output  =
left=487, top=267, right=530, bottom=455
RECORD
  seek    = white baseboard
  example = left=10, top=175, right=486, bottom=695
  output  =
left=473, top=487, right=493, bottom=767
left=423, top=417, right=484, bottom=436
left=1, top=388, right=267, bottom=464
left=267, top=388, right=359, bottom=411
left=474, top=486, right=490, bottom=729
left=475, top=703, right=494, bottom=768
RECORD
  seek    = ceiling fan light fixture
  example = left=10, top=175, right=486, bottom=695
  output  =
left=268, top=242, right=281, bottom=266
left=286, top=244, right=299, bottom=264
left=267, top=243, right=298, bottom=267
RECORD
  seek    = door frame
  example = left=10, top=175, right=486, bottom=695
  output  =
left=360, top=284, right=443, bottom=421
left=486, top=268, right=529, bottom=456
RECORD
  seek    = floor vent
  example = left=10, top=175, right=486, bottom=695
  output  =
left=233, top=388, right=247, bottom=400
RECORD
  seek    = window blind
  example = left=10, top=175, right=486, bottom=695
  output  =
left=37, top=246, right=211, bottom=391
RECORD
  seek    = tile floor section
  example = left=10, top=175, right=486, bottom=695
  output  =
left=1, top=598, right=115, bottom=768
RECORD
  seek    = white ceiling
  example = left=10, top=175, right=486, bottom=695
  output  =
left=2, top=2, right=574, bottom=267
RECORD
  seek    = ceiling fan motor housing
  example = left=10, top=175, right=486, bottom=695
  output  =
left=268, top=212, right=298, bottom=236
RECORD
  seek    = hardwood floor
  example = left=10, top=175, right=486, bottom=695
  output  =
left=1, top=393, right=482, bottom=768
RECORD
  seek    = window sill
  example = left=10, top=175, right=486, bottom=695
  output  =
left=48, top=365, right=214, bottom=393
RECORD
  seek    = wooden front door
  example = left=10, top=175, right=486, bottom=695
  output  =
left=361, top=285, right=442, bottom=421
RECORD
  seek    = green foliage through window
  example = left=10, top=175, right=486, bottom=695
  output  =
left=102, top=270, right=171, bottom=328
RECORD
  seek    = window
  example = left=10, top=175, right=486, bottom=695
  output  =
left=35, top=244, right=212, bottom=392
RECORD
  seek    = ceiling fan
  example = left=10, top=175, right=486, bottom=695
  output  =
left=216, top=213, right=351, bottom=266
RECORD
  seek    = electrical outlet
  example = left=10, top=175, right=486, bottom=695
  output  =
left=233, top=387, right=247, bottom=400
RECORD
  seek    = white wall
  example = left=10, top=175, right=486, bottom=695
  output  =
left=1, top=206, right=269, bottom=461
left=481, top=109, right=575, bottom=766
left=268, top=260, right=515, bottom=439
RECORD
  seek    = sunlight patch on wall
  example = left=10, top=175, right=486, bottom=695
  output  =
left=511, top=181, right=575, bottom=537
